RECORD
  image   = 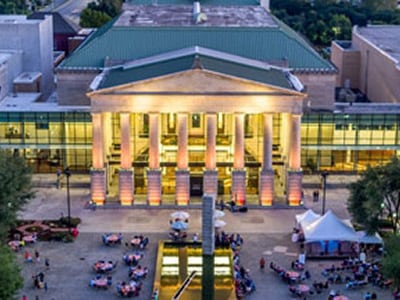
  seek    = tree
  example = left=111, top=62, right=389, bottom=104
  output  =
left=80, top=8, right=112, bottom=28
left=0, top=150, right=34, bottom=241
left=347, top=156, right=400, bottom=234
left=0, top=245, right=24, bottom=299
left=381, top=234, right=400, bottom=287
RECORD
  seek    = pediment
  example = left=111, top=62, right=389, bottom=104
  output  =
left=95, top=69, right=302, bottom=96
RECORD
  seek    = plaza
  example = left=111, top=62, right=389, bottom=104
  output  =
left=15, top=174, right=395, bottom=299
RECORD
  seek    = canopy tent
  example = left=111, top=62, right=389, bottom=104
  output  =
left=295, top=209, right=321, bottom=228
left=356, top=231, right=384, bottom=245
left=303, top=210, right=358, bottom=243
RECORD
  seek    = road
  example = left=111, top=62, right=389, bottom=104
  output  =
left=45, top=0, right=92, bottom=25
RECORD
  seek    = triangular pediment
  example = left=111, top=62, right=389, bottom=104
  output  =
left=101, top=69, right=302, bottom=95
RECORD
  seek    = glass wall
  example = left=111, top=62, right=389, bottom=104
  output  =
left=0, top=112, right=92, bottom=173
left=301, top=113, right=400, bottom=172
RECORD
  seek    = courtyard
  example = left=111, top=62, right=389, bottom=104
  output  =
left=15, top=174, right=395, bottom=300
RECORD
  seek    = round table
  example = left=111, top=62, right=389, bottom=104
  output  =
left=286, top=271, right=300, bottom=279
left=131, top=238, right=141, bottom=246
left=297, top=284, right=310, bottom=293
left=333, top=296, right=349, bottom=300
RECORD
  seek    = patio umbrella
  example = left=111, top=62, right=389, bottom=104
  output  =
left=214, top=219, right=226, bottom=228
left=171, top=221, right=188, bottom=231
left=214, top=210, right=225, bottom=219
left=170, top=211, right=190, bottom=220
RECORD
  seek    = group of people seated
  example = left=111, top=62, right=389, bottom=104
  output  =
left=123, top=252, right=144, bottom=266
left=233, top=253, right=255, bottom=298
left=89, top=275, right=112, bottom=289
left=128, top=265, right=149, bottom=280
left=215, top=231, right=243, bottom=250
left=102, top=233, right=123, bottom=245
left=93, top=260, right=117, bottom=273
left=32, top=272, right=45, bottom=289
left=8, top=240, right=25, bottom=252
left=291, top=259, right=305, bottom=271
left=168, top=231, right=187, bottom=242
left=128, top=235, right=149, bottom=249
left=269, top=262, right=300, bottom=285
left=116, top=280, right=142, bottom=297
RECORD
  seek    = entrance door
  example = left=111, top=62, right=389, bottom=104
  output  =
left=190, top=175, right=203, bottom=196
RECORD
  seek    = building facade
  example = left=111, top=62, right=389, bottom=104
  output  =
left=1, top=4, right=399, bottom=207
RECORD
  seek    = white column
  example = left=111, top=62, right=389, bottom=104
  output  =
left=149, top=113, right=160, bottom=169
left=234, top=113, right=245, bottom=169
left=148, top=113, right=161, bottom=205
left=259, top=113, right=274, bottom=206
left=263, top=113, right=273, bottom=171
left=176, top=113, right=190, bottom=205
left=119, top=112, right=133, bottom=205
left=92, top=113, right=104, bottom=169
left=287, top=113, right=303, bottom=206
left=289, top=114, right=301, bottom=170
left=91, top=112, right=106, bottom=205
left=177, top=113, right=188, bottom=169
left=205, top=113, right=217, bottom=170
left=204, top=113, right=218, bottom=196
left=120, top=113, right=131, bottom=169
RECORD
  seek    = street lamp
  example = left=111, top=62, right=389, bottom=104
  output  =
left=321, top=171, right=329, bottom=215
left=64, top=167, right=71, bottom=231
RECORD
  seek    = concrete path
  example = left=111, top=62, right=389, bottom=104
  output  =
left=15, top=174, right=394, bottom=300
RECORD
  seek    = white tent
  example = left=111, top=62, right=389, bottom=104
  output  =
left=356, top=231, right=384, bottom=245
left=303, top=210, right=358, bottom=243
left=295, top=209, right=321, bottom=228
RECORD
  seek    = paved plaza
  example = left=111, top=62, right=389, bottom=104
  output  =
left=15, top=174, right=394, bottom=300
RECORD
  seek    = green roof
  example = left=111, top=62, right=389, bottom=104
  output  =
left=60, top=7, right=334, bottom=72
left=98, top=47, right=297, bottom=90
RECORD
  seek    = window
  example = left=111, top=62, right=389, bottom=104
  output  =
left=192, top=114, right=201, bottom=128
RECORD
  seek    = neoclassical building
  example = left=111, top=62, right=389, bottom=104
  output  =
left=2, top=4, right=400, bottom=207
left=56, top=2, right=336, bottom=206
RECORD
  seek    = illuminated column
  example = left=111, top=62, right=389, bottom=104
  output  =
left=119, top=112, right=133, bottom=206
left=175, top=113, right=190, bottom=205
left=231, top=113, right=246, bottom=206
left=90, top=112, right=106, bottom=205
left=203, top=113, right=218, bottom=196
left=259, top=113, right=274, bottom=206
left=147, top=112, right=161, bottom=205
left=103, top=113, right=112, bottom=192
left=287, top=113, right=303, bottom=206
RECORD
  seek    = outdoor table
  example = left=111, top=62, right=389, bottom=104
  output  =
left=333, top=296, right=349, bottom=300
left=107, top=234, right=120, bottom=242
left=131, top=238, right=141, bottom=246
left=286, top=271, right=300, bottom=279
left=23, top=235, right=37, bottom=243
left=297, top=284, right=310, bottom=293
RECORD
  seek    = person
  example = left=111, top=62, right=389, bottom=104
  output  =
left=25, top=251, right=33, bottom=263
left=44, top=282, right=48, bottom=292
left=259, top=257, right=265, bottom=270
left=219, top=198, right=225, bottom=211
left=22, top=295, right=28, bottom=300
left=193, top=233, right=198, bottom=244
left=34, top=249, right=40, bottom=263
left=45, top=258, right=50, bottom=269
left=371, top=292, right=377, bottom=299
left=364, top=291, right=372, bottom=300
left=152, top=289, right=159, bottom=300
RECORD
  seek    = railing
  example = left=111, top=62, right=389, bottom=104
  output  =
left=172, top=270, right=197, bottom=300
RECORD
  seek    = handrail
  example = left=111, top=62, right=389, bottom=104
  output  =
left=172, top=270, right=197, bottom=300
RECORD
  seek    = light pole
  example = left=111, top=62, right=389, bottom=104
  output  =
left=321, top=171, right=329, bottom=215
left=64, top=167, right=71, bottom=231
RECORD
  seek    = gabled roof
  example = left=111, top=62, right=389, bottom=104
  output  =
left=303, top=210, right=358, bottom=242
left=94, top=46, right=302, bottom=91
left=59, top=4, right=334, bottom=72
left=28, top=12, right=80, bottom=35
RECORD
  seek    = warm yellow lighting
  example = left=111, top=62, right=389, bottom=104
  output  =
left=188, top=256, right=202, bottom=265
left=161, top=266, right=179, bottom=275
left=214, top=267, right=231, bottom=275
left=188, top=266, right=203, bottom=273
left=162, top=256, right=179, bottom=265
left=214, top=256, right=230, bottom=265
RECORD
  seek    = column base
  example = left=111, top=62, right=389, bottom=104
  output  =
left=259, top=169, right=274, bottom=206
left=119, top=168, right=134, bottom=206
left=287, top=169, right=303, bottom=206
left=203, top=169, right=218, bottom=196
left=231, top=169, right=246, bottom=206
left=202, top=194, right=215, bottom=255
left=175, top=169, right=190, bottom=206
left=90, top=168, right=106, bottom=206
left=147, top=168, right=162, bottom=206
